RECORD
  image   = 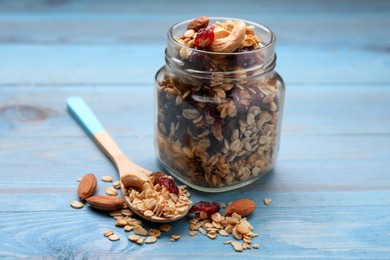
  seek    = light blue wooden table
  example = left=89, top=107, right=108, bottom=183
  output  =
left=1, top=0, right=390, bottom=259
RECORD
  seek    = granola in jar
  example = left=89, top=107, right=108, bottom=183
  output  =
left=155, top=17, right=285, bottom=192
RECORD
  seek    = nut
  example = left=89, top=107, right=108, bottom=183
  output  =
left=187, top=16, right=209, bottom=32
left=210, top=20, right=246, bottom=53
left=77, top=173, right=97, bottom=200
left=225, top=199, right=256, bottom=217
left=85, top=195, right=124, bottom=211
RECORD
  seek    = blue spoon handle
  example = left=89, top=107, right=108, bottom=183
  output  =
left=66, top=96, right=105, bottom=137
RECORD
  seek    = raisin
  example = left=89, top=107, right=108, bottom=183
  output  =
left=234, top=47, right=262, bottom=68
left=189, top=201, right=220, bottom=215
left=195, top=25, right=215, bottom=48
left=159, top=177, right=179, bottom=195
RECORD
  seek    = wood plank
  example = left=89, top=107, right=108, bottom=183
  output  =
left=0, top=15, right=389, bottom=46
left=0, top=207, right=389, bottom=258
left=2, top=0, right=389, bottom=15
left=1, top=134, right=389, bottom=192
left=0, top=85, right=389, bottom=138
left=0, top=45, right=389, bottom=85
left=0, top=1, right=389, bottom=45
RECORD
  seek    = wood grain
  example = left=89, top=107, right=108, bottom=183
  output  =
left=0, top=0, right=389, bottom=258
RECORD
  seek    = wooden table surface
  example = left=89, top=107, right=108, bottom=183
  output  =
left=1, top=0, right=390, bottom=259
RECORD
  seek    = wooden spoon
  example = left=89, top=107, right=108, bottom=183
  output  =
left=66, top=96, right=189, bottom=222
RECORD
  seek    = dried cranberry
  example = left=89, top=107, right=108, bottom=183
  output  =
left=150, top=172, right=165, bottom=185
left=189, top=201, right=220, bottom=215
left=159, top=177, right=179, bottom=195
left=234, top=47, right=262, bottom=68
left=195, top=25, right=215, bottom=48
left=184, top=50, right=209, bottom=70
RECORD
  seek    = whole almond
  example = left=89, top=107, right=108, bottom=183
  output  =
left=225, top=199, right=256, bottom=217
left=187, top=16, right=209, bottom=32
left=78, top=173, right=97, bottom=200
left=86, top=195, right=124, bottom=211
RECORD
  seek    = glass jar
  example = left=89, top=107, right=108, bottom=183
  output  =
left=155, top=17, right=285, bottom=192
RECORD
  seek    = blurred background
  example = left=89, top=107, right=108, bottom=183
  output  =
left=1, top=0, right=389, bottom=87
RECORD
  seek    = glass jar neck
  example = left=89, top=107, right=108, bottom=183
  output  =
left=165, top=17, right=276, bottom=79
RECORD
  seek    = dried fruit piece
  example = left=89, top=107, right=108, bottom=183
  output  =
left=150, top=172, right=165, bottom=184
left=70, top=201, right=84, bottom=209
left=159, top=177, right=179, bottom=195
left=77, top=173, right=97, bottom=200
left=189, top=201, right=220, bottom=215
left=86, top=195, right=124, bottom=211
left=225, top=199, right=256, bottom=217
left=195, top=25, right=215, bottom=48
left=187, top=16, right=209, bottom=32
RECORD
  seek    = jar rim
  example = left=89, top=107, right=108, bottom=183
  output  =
left=167, top=17, right=276, bottom=56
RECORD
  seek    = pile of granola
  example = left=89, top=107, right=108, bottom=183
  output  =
left=126, top=172, right=192, bottom=219
left=156, top=16, right=284, bottom=188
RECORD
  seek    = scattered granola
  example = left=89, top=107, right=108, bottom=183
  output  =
left=70, top=201, right=84, bottom=209
left=264, top=197, right=272, bottom=206
left=108, top=234, right=120, bottom=241
left=101, top=175, right=113, bottom=182
left=159, top=224, right=172, bottom=232
left=126, top=172, right=192, bottom=220
left=170, top=235, right=181, bottom=242
left=103, top=230, right=114, bottom=237
left=187, top=199, right=259, bottom=253
left=145, top=236, right=157, bottom=244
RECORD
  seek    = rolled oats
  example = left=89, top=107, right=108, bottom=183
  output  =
left=127, top=173, right=191, bottom=219
left=159, top=224, right=172, bottom=232
left=148, top=229, right=161, bottom=238
left=101, top=176, right=113, bottom=182
left=70, top=201, right=84, bottom=209
left=145, top=236, right=157, bottom=244
left=156, top=16, right=284, bottom=190
left=252, top=244, right=260, bottom=249
left=134, top=225, right=148, bottom=236
left=108, top=234, right=120, bottom=241
left=231, top=241, right=243, bottom=252
left=106, top=187, right=118, bottom=196
left=103, top=230, right=114, bottom=237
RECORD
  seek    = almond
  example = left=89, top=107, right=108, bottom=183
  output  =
left=225, top=199, right=256, bottom=217
left=86, top=195, right=124, bottom=211
left=187, top=16, right=209, bottom=32
left=78, top=173, right=97, bottom=200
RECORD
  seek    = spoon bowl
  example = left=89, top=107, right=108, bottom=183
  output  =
left=67, top=96, right=190, bottom=223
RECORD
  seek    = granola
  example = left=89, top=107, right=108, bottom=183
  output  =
left=156, top=16, right=284, bottom=189
left=126, top=172, right=192, bottom=219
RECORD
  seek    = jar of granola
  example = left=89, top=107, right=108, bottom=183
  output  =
left=155, top=16, right=285, bottom=192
